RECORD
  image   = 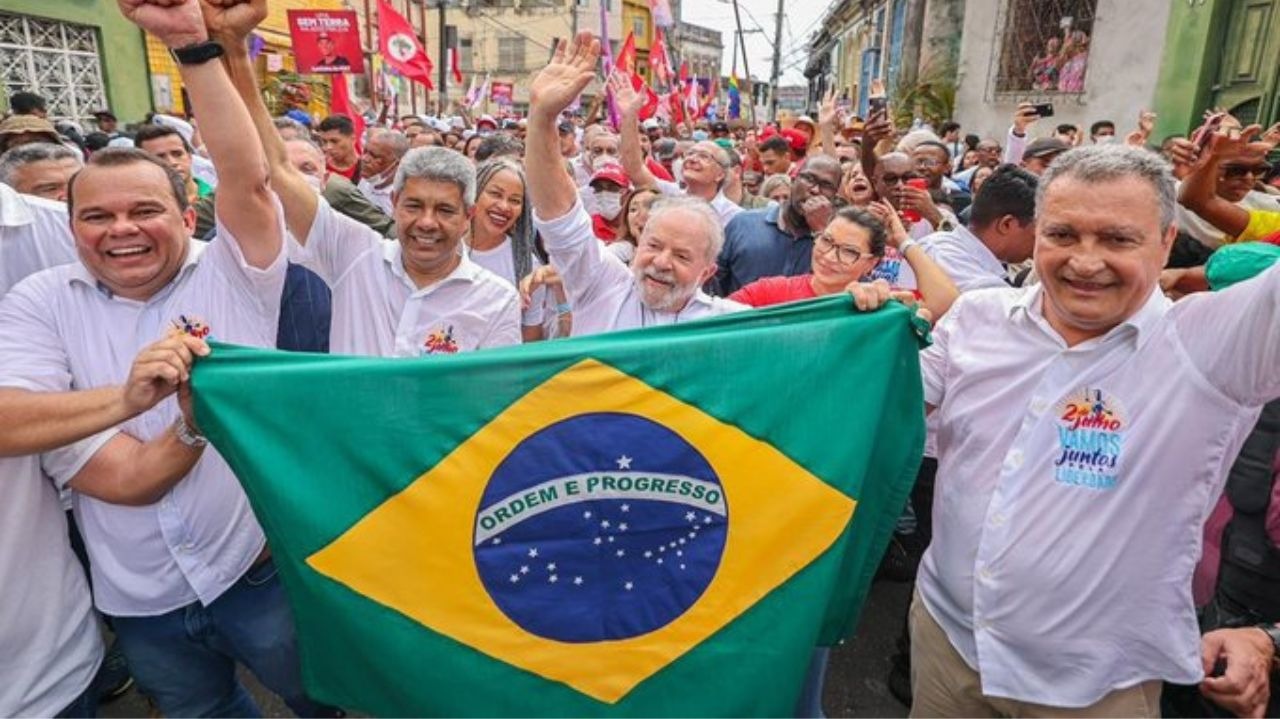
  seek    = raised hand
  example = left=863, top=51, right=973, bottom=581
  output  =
left=529, top=32, right=600, bottom=119
left=607, top=70, right=644, bottom=118
left=122, top=331, right=211, bottom=417
left=118, top=0, right=207, bottom=48
left=1012, top=102, right=1040, bottom=135
left=200, top=0, right=266, bottom=44
left=818, top=87, right=838, bottom=129
left=862, top=110, right=895, bottom=148
left=1207, top=123, right=1271, bottom=164
left=868, top=199, right=908, bottom=246
left=1261, top=122, right=1280, bottom=150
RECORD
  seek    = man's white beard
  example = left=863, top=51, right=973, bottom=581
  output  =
left=633, top=265, right=698, bottom=312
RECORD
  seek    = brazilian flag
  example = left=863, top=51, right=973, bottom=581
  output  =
left=193, top=296, right=927, bottom=716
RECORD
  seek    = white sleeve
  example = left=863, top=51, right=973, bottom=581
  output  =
left=1003, top=126, right=1027, bottom=165
left=920, top=293, right=963, bottom=408
left=207, top=195, right=288, bottom=319
left=42, top=429, right=119, bottom=490
left=0, top=273, right=71, bottom=392
left=1174, top=263, right=1280, bottom=406
left=924, top=242, right=1009, bottom=292
left=291, top=197, right=384, bottom=286
left=655, top=178, right=683, bottom=197
left=533, top=199, right=633, bottom=311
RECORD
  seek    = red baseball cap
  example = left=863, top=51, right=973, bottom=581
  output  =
left=589, top=162, right=631, bottom=189
left=780, top=128, right=809, bottom=153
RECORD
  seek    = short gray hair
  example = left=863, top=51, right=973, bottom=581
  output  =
left=273, top=116, right=310, bottom=140
left=367, top=128, right=409, bottom=158
left=0, top=141, right=80, bottom=185
left=1037, top=144, right=1177, bottom=233
left=394, top=146, right=476, bottom=206
left=645, top=195, right=724, bottom=262
left=760, top=173, right=792, bottom=199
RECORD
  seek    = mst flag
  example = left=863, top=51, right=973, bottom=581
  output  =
left=193, top=296, right=927, bottom=717
left=377, top=0, right=433, bottom=88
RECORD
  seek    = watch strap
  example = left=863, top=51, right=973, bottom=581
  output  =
left=171, top=41, right=225, bottom=66
left=173, top=416, right=208, bottom=448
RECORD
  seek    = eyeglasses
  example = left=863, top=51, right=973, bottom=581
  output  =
left=815, top=233, right=871, bottom=265
left=685, top=148, right=730, bottom=168
left=796, top=170, right=839, bottom=194
left=914, top=157, right=944, bottom=168
left=878, top=173, right=918, bottom=186
left=1221, top=163, right=1273, bottom=179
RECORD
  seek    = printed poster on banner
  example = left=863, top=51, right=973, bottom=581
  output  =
left=287, top=10, right=364, bottom=75
left=490, top=81, right=514, bottom=107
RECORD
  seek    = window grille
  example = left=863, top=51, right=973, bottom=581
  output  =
left=987, top=0, right=1097, bottom=102
left=0, top=12, right=108, bottom=123
left=498, top=36, right=526, bottom=71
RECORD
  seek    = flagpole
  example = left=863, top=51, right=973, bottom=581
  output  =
left=437, top=0, right=448, bottom=115
left=404, top=0, right=417, bottom=115
left=419, top=0, right=430, bottom=112
left=731, top=0, right=757, bottom=129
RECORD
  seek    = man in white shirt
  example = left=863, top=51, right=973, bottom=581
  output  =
left=356, top=128, right=408, bottom=215
left=218, top=15, right=520, bottom=357
left=0, top=182, right=76, bottom=296
left=0, top=1, right=323, bottom=715
left=612, top=72, right=743, bottom=228
left=525, top=35, right=744, bottom=337
left=911, top=144, right=1280, bottom=716
left=922, top=165, right=1039, bottom=292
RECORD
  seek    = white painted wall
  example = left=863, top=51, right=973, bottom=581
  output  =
left=952, top=0, right=1171, bottom=141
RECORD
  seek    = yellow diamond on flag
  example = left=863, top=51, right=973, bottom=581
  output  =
left=307, top=358, right=855, bottom=703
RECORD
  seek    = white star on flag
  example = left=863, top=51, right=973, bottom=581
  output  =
left=549, top=574, right=558, bottom=583
left=685, top=511, right=696, bottom=521
left=621, top=504, right=630, bottom=512
left=616, top=549, right=625, bottom=557
left=509, top=574, right=519, bottom=583
left=528, top=548, right=539, bottom=558
left=547, top=562, right=556, bottom=571
left=593, top=537, right=603, bottom=545
left=520, top=565, right=529, bottom=574
left=601, top=519, right=610, bottom=528
left=624, top=581, right=634, bottom=591
left=583, top=510, right=592, bottom=519
left=616, top=455, right=633, bottom=470
left=574, top=576, right=583, bottom=585
left=619, top=523, right=629, bottom=531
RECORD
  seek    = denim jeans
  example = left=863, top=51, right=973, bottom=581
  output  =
left=55, top=683, right=97, bottom=718
left=110, top=558, right=332, bottom=718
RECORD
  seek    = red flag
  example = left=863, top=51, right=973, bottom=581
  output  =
left=667, top=90, right=685, bottom=126
left=378, top=0, right=433, bottom=89
left=616, top=31, right=637, bottom=74
left=678, top=61, right=689, bottom=85
left=328, top=74, right=365, bottom=154
left=649, top=28, right=672, bottom=86
left=631, top=74, right=660, bottom=120
left=449, top=46, right=463, bottom=85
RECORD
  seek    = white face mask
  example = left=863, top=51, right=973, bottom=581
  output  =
left=596, top=191, right=623, bottom=221
left=1095, top=135, right=1117, bottom=145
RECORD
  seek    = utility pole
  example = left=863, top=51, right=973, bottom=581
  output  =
left=729, top=1, right=759, bottom=129
left=437, top=0, right=448, bottom=114
left=768, top=0, right=783, bottom=122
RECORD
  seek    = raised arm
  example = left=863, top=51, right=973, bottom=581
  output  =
left=527, top=33, right=600, bottom=221
left=118, top=0, right=279, bottom=267
left=870, top=200, right=959, bottom=320
left=817, top=87, right=838, bottom=158
left=609, top=71, right=659, bottom=190
left=1179, top=125, right=1268, bottom=239
left=204, top=0, right=321, bottom=243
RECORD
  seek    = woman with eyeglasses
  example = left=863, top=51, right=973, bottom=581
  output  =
left=728, top=203, right=959, bottom=322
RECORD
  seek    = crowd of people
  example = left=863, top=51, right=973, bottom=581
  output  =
left=2, top=0, right=1280, bottom=717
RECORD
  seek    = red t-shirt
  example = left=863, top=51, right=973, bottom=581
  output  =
left=729, top=274, right=816, bottom=307
left=328, top=159, right=360, bottom=182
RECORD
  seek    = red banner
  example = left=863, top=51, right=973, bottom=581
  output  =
left=287, top=10, right=364, bottom=75
left=377, top=0, right=433, bottom=88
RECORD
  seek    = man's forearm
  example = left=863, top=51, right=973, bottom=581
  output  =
left=69, top=428, right=204, bottom=506
left=526, top=113, right=580, bottom=222
left=619, top=109, right=657, bottom=189
left=0, top=387, right=131, bottom=457
left=1180, top=158, right=1250, bottom=237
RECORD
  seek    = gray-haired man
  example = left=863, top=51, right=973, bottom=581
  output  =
left=911, top=144, right=1280, bottom=716
left=0, top=142, right=81, bottom=201
left=213, top=6, right=519, bottom=357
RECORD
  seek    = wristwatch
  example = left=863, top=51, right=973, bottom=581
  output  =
left=173, top=416, right=208, bottom=449
left=171, top=40, right=225, bottom=66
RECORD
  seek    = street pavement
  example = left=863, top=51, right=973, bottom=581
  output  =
left=103, top=580, right=913, bottom=718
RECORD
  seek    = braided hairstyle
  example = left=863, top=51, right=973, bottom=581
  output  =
left=472, top=157, right=536, bottom=280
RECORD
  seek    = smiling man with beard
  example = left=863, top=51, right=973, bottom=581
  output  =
left=525, top=34, right=745, bottom=336
left=215, top=6, right=519, bottom=357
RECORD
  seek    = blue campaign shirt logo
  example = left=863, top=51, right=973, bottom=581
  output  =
left=473, top=412, right=728, bottom=643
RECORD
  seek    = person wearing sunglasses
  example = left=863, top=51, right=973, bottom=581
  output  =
left=1174, top=135, right=1278, bottom=248
left=728, top=203, right=958, bottom=323
left=1179, top=124, right=1280, bottom=246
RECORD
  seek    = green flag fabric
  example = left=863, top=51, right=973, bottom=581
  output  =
left=192, top=296, right=927, bottom=717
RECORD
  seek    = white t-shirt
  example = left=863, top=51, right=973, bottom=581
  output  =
left=532, top=199, right=745, bottom=336
left=0, top=185, right=77, bottom=298
left=654, top=179, right=743, bottom=227
left=356, top=177, right=395, bottom=215
left=466, top=236, right=547, bottom=328
left=921, top=224, right=1009, bottom=292
left=0, top=215, right=288, bottom=617
left=294, top=198, right=521, bottom=357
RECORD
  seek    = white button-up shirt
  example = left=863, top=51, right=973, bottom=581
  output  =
left=294, top=198, right=521, bottom=357
left=0, top=220, right=287, bottom=617
left=919, top=267, right=1280, bottom=707
left=0, top=185, right=77, bottom=297
left=356, top=176, right=395, bottom=215
left=921, top=224, right=1009, bottom=292
left=533, top=200, right=745, bottom=336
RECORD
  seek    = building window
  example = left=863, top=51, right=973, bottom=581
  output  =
left=460, top=38, right=473, bottom=72
left=991, top=0, right=1097, bottom=96
left=498, top=36, right=526, bottom=71
left=0, top=11, right=108, bottom=123
left=632, top=17, right=646, bottom=40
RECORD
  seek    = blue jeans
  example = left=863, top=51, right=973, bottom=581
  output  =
left=110, top=558, right=332, bottom=718
left=55, top=683, right=97, bottom=718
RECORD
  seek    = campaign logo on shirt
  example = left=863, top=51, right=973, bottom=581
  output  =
left=172, top=314, right=211, bottom=339
left=1053, top=387, right=1127, bottom=490
left=422, top=325, right=459, bottom=355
